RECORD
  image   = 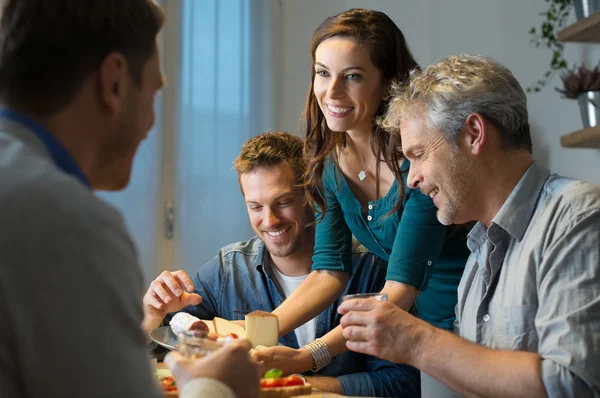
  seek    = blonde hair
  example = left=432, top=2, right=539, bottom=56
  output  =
left=381, top=54, right=532, bottom=152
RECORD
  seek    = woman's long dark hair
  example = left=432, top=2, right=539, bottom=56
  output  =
left=303, top=8, right=419, bottom=217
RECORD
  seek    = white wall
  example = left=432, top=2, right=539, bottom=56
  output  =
left=275, top=0, right=600, bottom=184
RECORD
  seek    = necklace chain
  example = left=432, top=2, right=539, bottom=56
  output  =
left=357, top=152, right=377, bottom=182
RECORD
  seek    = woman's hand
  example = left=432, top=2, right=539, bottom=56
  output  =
left=252, top=346, right=314, bottom=375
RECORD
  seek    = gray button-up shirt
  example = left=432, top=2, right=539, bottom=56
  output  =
left=455, top=162, right=600, bottom=397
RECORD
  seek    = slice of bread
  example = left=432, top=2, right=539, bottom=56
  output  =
left=259, top=383, right=312, bottom=398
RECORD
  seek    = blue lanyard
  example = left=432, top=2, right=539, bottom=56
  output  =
left=0, top=108, right=90, bottom=188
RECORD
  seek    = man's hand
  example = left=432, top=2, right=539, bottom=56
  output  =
left=252, top=346, right=314, bottom=375
left=142, top=270, right=202, bottom=334
left=338, top=298, right=432, bottom=365
left=165, top=339, right=260, bottom=398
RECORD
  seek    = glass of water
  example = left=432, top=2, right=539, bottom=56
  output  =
left=177, top=330, right=224, bottom=359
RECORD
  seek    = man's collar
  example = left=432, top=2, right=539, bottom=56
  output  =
left=467, top=162, right=550, bottom=250
left=0, top=108, right=90, bottom=188
left=492, top=161, right=550, bottom=241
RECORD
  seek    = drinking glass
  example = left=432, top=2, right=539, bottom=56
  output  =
left=342, top=292, right=388, bottom=301
left=177, top=330, right=224, bottom=359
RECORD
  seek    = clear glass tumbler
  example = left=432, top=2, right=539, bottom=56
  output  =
left=177, top=330, right=224, bottom=359
left=342, top=292, right=388, bottom=301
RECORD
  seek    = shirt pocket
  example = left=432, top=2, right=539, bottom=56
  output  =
left=490, top=305, right=539, bottom=351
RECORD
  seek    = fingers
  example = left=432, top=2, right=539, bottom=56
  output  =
left=339, top=308, right=371, bottom=328
left=158, top=271, right=185, bottom=297
left=228, top=338, right=252, bottom=352
left=345, top=338, right=377, bottom=357
left=251, top=347, right=273, bottom=362
left=342, top=324, right=371, bottom=342
left=145, top=291, right=166, bottom=310
left=173, top=270, right=195, bottom=293
left=181, top=292, right=202, bottom=307
left=149, top=280, right=176, bottom=305
left=337, top=297, right=381, bottom=314
left=148, top=271, right=189, bottom=308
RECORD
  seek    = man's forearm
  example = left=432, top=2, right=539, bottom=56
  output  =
left=305, top=376, right=343, bottom=394
left=273, top=270, right=348, bottom=336
left=415, top=327, right=548, bottom=398
left=142, top=313, right=165, bottom=342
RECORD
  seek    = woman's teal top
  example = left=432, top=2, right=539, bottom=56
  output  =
left=312, top=159, right=470, bottom=330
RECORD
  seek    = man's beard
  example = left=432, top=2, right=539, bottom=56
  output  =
left=437, top=151, right=474, bottom=226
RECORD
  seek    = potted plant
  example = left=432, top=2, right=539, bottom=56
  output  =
left=528, top=0, right=600, bottom=93
left=557, top=65, right=600, bottom=127
left=528, top=0, right=572, bottom=93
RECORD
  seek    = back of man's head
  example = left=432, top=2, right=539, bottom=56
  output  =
left=0, top=0, right=165, bottom=118
left=233, top=131, right=306, bottom=194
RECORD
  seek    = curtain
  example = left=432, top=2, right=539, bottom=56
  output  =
left=174, top=0, right=276, bottom=275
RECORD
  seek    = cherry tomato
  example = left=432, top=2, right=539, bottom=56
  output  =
left=229, top=333, right=239, bottom=339
left=260, top=377, right=283, bottom=388
left=281, top=376, right=304, bottom=386
left=160, top=376, right=178, bottom=392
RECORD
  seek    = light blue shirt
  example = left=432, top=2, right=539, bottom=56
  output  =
left=456, top=162, right=600, bottom=397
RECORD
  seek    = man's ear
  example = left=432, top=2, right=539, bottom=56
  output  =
left=463, top=113, right=486, bottom=155
left=97, top=52, right=129, bottom=115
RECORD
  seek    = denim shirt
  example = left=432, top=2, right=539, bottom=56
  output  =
left=456, top=162, right=600, bottom=397
left=179, top=236, right=420, bottom=397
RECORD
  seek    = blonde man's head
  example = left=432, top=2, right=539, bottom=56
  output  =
left=381, top=54, right=532, bottom=152
left=233, top=131, right=306, bottom=194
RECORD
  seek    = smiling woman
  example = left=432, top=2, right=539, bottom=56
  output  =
left=256, top=9, right=471, bottom=396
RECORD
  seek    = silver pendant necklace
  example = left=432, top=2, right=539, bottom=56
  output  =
left=358, top=155, right=376, bottom=182
left=358, top=169, right=367, bottom=181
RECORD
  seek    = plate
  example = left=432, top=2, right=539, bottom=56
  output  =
left=150, top=317, right=246, bottom=351
left=150, top=326, right=179, bottom=351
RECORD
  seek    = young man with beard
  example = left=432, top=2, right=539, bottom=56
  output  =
left=339, top=54, right=600, bottom=397
left=143, top=131, right=420, bottom=398
left=0, top=1, right=258, bottom=397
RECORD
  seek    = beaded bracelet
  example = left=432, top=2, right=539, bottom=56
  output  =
left=302, top=338, right=332, bottom=372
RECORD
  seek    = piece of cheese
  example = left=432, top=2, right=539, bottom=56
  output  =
left=212, top=317, right=246, bottom=339
left=245, top=310, right=279, bottom=348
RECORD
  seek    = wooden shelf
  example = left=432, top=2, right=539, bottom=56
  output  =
left=557, top=10, right=600, bottom=43
left=560, top=125, right=600, bottom=148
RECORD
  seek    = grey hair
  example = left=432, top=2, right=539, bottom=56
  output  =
left=381, top=54, right=532, bottom=152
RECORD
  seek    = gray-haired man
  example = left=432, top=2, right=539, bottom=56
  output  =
left=339, top=54, right=600, bottom=398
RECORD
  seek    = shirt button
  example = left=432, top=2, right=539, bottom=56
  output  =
left=426, top=260, right=432, bottom=266
left=367, top=215, right=373, bottom=221
left=368, top=204, right=373, bottom=210
left=483, top=314, right=490, bottom=322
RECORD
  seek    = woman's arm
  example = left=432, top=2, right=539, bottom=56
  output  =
left=274, top=166, right=354, bottom=335
left=273, top=270, right=348, bottom=336
left=257, top=280, right=419, bottom=373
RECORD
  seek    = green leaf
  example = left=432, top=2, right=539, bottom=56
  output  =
left=263, top=368, right=284, bottom=379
